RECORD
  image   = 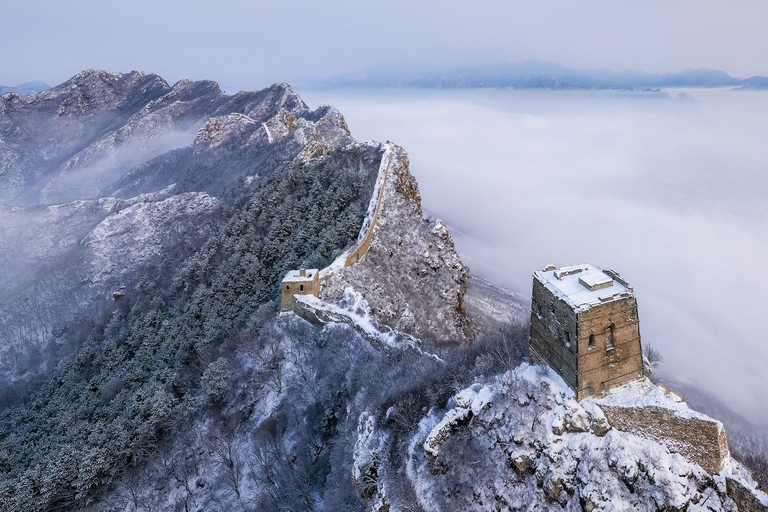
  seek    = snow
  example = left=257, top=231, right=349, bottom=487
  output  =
left=535, top=263, right=632, bottom=311
left=593, top=379, right=715, bottom=422
left=281, top=268, right=319, bottom=283
left=261, top=122, right=273, bottom=143
left=390, top=363, right=761, bottom=511
left=294, top=288, right=443, bottom=362
left=356, top=143, right=392, bottom=243
left=578, top=270, right=613, bottom=290
left=319, top=249, right=350, bottom=280
left=319, top=143, right=391, bottom=281
left=84, top=192, right=219, bottom=283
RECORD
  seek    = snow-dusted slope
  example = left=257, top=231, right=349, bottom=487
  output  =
left=0, top=71, right=371, bottom=389
left=356, top=364, right=765, bottom=511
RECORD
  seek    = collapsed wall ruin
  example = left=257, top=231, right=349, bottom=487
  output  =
left=595, top=381, right=731, bottom=475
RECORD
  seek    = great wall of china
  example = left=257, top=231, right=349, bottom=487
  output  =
left=278, top=143, right=433, bottom=357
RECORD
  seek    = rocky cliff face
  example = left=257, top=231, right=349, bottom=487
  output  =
left=0, top=70, right=323, bottom=205
left=320, top=144, right=473, bottom=345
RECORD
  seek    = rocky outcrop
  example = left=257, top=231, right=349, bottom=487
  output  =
left=320, top=144, right=473, bottom=345
left=0, top=71, right=337, bottom=205
left=355, top=364, right=759, bottom=512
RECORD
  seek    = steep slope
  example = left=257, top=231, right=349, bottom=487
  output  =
left=0, top=70, right=480, bottom=511
left=0, top=70, right=314, bottom=205
left=320, top=144, right=473, bottom=345
left=2, top=70, right=765, bottom=512
left=0, top=72, right=369, bottom=393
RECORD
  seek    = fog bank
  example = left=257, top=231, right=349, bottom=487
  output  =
left=298, top=87, right=768, bottom=426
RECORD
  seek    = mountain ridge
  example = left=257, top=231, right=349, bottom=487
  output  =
left=0, top=80, right=50, bottom=96
left=299, top=60, right=768, bottom=90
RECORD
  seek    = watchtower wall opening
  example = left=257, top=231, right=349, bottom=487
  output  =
left=280, top=269, right=320, bottom=312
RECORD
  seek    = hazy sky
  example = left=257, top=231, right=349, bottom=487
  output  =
left=1, top=0, right=768, bottom=88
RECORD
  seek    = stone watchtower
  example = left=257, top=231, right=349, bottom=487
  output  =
left=529, top=264, right=644, bottom=400
left=280, top=269, right=320, bottom=312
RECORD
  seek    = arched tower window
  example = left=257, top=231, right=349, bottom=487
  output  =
left=606, top=324, right=615, bottom=350
left=286, top=285, right=290, bottom=290
left=588, top=334, right=596, bottom=350
left=300, top=284, right=304, bottom=291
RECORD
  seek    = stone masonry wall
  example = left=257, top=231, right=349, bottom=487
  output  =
left=345, top=149, right=391, bottom=267
left=280, top=274, right=320, bottom=312
left=576, top=297, right=643, bottom=400
left=599, top=404, right=729, bottom=475
left=530, top=279, right=579, bottom=390
left=725, top=477, right=768, bottom=512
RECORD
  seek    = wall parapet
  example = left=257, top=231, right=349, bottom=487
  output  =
left=597, top=403, right=729, bottom=474
left=345, top=146, right=392, bottom=266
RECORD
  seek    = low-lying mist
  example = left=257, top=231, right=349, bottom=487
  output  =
left=298, top=86, right=768, bottom=426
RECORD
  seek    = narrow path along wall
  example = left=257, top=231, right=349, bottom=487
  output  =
left=345, top=147, right=392, bottom=266
left=319, top=143, right=472, bottom=345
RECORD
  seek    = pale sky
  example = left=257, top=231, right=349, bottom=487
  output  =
left=1, top=0, right=767, bottom=89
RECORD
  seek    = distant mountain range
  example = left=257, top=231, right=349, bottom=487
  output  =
left=0, top=80, right=50, bottom=96
left=299, top=60, right=768, bottom=90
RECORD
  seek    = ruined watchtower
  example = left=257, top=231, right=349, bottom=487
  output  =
left=280, top=269, right=320, bottom=312
left=529, top=264, right=644, bottom=400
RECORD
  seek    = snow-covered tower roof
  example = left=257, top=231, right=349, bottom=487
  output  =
left=533, top=264, right=634, bottom=312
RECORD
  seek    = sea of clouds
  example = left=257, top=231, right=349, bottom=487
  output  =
left=299, top=86, right=768, bottom=426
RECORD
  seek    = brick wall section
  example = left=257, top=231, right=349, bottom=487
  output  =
left=576, top=297, right=643, bottom=400
left=599, top=404, right=729, bottom=474
left=725, top=477, right=768, bottom=511
left=530, top=279, right=579, bottom=390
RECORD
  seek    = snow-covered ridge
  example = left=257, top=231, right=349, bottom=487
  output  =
left=83, top=192, right=220, bottom=284
left=594, top=379, right=712, bottom=422
left=357, top=145, right=392, bottom=243
left=354, top=363, right=764, bottom=511
left=319, top=143, right=472, bottom=345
